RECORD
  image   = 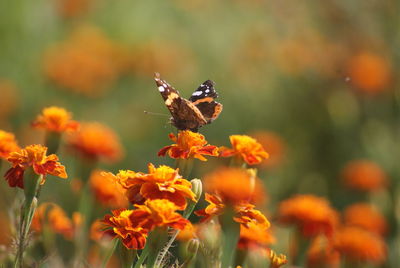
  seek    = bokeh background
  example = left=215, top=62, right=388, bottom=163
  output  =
left=0, top=0, right=399, bottom=266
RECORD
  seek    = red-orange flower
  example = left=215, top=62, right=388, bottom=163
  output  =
left=32, top=106, right=79, bottom=133
left=158, top=131, right=218, bottom=161
left=219, top=135, right=269, bottom=165
left=203, top=167, right=265, bottom=205
left=4, top=144, right=67, bottom=188
left=102, top=209, right=148, bottom=250
left=0, top=130, right=20, bottom=160
left=278, top=194, right=339, bottom=237
left=333, top=226, right=387, bottom=264
left=67, top=122, right=123, bottom=163
left=342, top=160, right=387, bottom=192
left=113, top=163, right=196, bottom=210
left=89, top=170, right=128, bottom=208
left=343, top=203, right=387, bottom=236
left=31, top=203, right=76, bottom=239
left=195, top=193, right=226, bottom=222
left=307, top=235, right=340, bottom=268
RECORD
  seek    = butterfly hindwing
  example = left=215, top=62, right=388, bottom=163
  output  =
left=189, top=80, right=223, bottom=123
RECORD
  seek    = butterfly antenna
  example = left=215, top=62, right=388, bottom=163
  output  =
left=143, top=111, right=170, bottom=117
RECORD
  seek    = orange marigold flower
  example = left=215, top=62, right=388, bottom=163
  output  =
left=269, top=250, right=288, bottom=268
left=238, top=221, right=274, bottom=251
left=67, top=122, right=123, bottom=163
left=102, top=209, right=148, bottom=250
left=195, top=193, right=226, bottom=222
left=342, top=160, right=387, bottom=192
left=4, top=144, right=67, bottom=188
left=347, top=51, right=391, bottom=94
left=219, top=135, right=269, bottom=165
left=132, top=199, right=191, bottom=231
left=0, top=130, right=20, bottom=160
left=31, top=203, right=75, bottom=239
left=113, top=163, right=196, bottom=210
left=250, top=131, right=286, bottom=169
left=158, top=130, right=218, bottom=161
left=203, top=167, right=265, bottom=205
left=278, top=194, right=339, bottom=237
left=333, top=226, right=387, bottom=264
left=89, top=170, right=128, bottom=208
left=307, top=235, right=340, bottom=268
left=343, top=203, right=387, bottom=236
left=90, top=220, right=113, bottom=242
left=32, top=106, right=79, bottom=133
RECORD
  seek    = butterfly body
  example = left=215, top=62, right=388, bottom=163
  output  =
left=154, top=73, right=222, bottom=132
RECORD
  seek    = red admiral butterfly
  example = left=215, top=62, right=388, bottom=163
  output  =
left=154, top=72, right=223, bottom=132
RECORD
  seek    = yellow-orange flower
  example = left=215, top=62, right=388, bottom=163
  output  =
left=113, top=163, right=196, bottom=210
left=195, top=193, right=225, bottom=222
left=203, top=167, right=265, bottom=205
left=238, top=220, right=274, bottom=251
left=347, top=51, right=391, bottom=94
left=102, top=209, right=148, bottom=250
left=0, top=130, right=20, bottom=160
left=4, top=144, right=67, bottom=188
left=31, top=203, right=75, bottom=239
left=32, top=106, right=79, bottom=133
left=89, top=170, right=128, bottom=208
left=333, top=226, right=387, bottom=264
left=343, top=203, right=387, bottom=236
left=176, top=223, right=197, bottom=242
left=278, top=194, right=339, bottom=237
left=269, top=250, right=288, bottom=268
left=342, top=160, right=387, bottom=192
left=307, top=235, right=340, bottom=268
left=158, top=131, right=219, bottom=161
left=219, top=135, right=269, bottom=165
left=67, top=122, right=123, bottom=162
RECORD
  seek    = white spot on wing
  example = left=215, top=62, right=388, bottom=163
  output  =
left=205, top=89, right=210, bottom=93
left=192, top=91, right=203, bottom=96
left=158, top=86, right=165, bottom=92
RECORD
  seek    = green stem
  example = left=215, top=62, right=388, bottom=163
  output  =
left=119, top=244, right=135, bottom=268
left=220, top=208, right=241, bottom=268
left=145, top=228, right=169, bottom=268
left=134, top=245, right=150, bottom=268
left=45, top=132, right=61, bottom=155
left=101, top=239, right=119, bottom=268
left=176, top=158, right=194, bottom=179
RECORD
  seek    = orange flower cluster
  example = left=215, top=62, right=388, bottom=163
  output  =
left=342, top=160, right=388, bottom=192
left=89, top=170, right=128, bottom=208
left=0, top=130, right=20, bottom=160
left=278, top=194, right=339, bottom=237
left=67, top=122, right=123, bottom=162
left=44, top=26, right=126, bottom=97
left=158, top=131, right=219, bottom=161
left=220, top=135, right=269, bottom=165
left=32, top=106, right=79, bottom=133
left=31, top=203, right=79, bottom=240
left=102, top=199, right=191, bottom=249
left=343, top=203, right=387, bottom=236
left=109, top=163, right=196, bottom=210
left=4, top=144, right=67, bottom=188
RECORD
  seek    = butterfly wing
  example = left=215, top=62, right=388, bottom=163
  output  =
left=189, top=80, right=223, bottom=123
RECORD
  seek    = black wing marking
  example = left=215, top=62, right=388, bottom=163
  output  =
left=189, top=80, right=222, bottom=123
left=189, top=80, right=218, bottom=103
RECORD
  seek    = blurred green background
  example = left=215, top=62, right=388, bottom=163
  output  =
left=0, top=0, right=399, bottom=266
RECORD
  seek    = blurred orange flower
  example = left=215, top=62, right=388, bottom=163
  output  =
left=307, top=235, right=340, bottom=268
left=219, top=135, right=269, bottom=165
left=89, top=170, right=128, bottom=208
left=269, top=250, right=288, bottom=268
left=0, top=79, right=19, bottom=118
left=250, top=131, right=286, bottom=169
left=347, top=51, right=391, bottom=94
left=158, top=131, right=219, bottom=161
left=32, top=106, right=79, bottom=133
left=203, top=167, right=265, bottom=205
left=67, top=122, right=123, bottom=163
left=4, top=144, right=67, bottom=188
left=102, top=209, right=148, bottom=250
left=343, top=203, right=387, bottom=236
left=113, top=163, right=196, bottom=210
left=238, top=220, right=274, bottom=251
left=56, top=0, right=93, bottom=18
left=333, top=226, right=387, bottom=264
left=0, top=130, right=20, bottom=160
left=31, top=203, right=76, bottom=239
left=176, top=223, right=197, bottom=242
left=278, top=194, right=339, bottom=237
left=342, top=160, right=387, bottom=192
left=44, top=26, right=125, bottom=97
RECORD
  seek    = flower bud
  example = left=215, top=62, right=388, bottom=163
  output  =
left=190, top=179, right=202, bottom=201
left=186, top=238, right=200, bottom=256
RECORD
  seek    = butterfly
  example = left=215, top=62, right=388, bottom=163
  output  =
left=154, top=72, right=223, bottom=132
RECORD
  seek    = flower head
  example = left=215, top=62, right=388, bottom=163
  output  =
left=203, top=167, right=265, bottom=205
left=32, top=106, right=79, bottom=133
left=113, top=163, right=196, bottom=210
left=342, top=160, right=387, bottom=192
left=89, top=170, right=128, bottom=208
left=278, top=194, right=339, bottom=237
left=158, top=131, right=219, bottom=161
left=67, top=122, right=123, bottom=163
left=343, top=203, right=387, bottom=236
left=219, top=135, right=269, bottom=165
left=102, top=209, right=148, bottom=249
left=4, top=144, right=67, bottom=188
left=0, top=130, right=20, bottom=160
left=333, top=226, right=387, bottom=264
left=307, top=235, right=340, bottom=268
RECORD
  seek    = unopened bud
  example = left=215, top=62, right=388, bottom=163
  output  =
left=190, top=179, right=202, bottom=201
left=186, top=238, right=200, bottom=256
